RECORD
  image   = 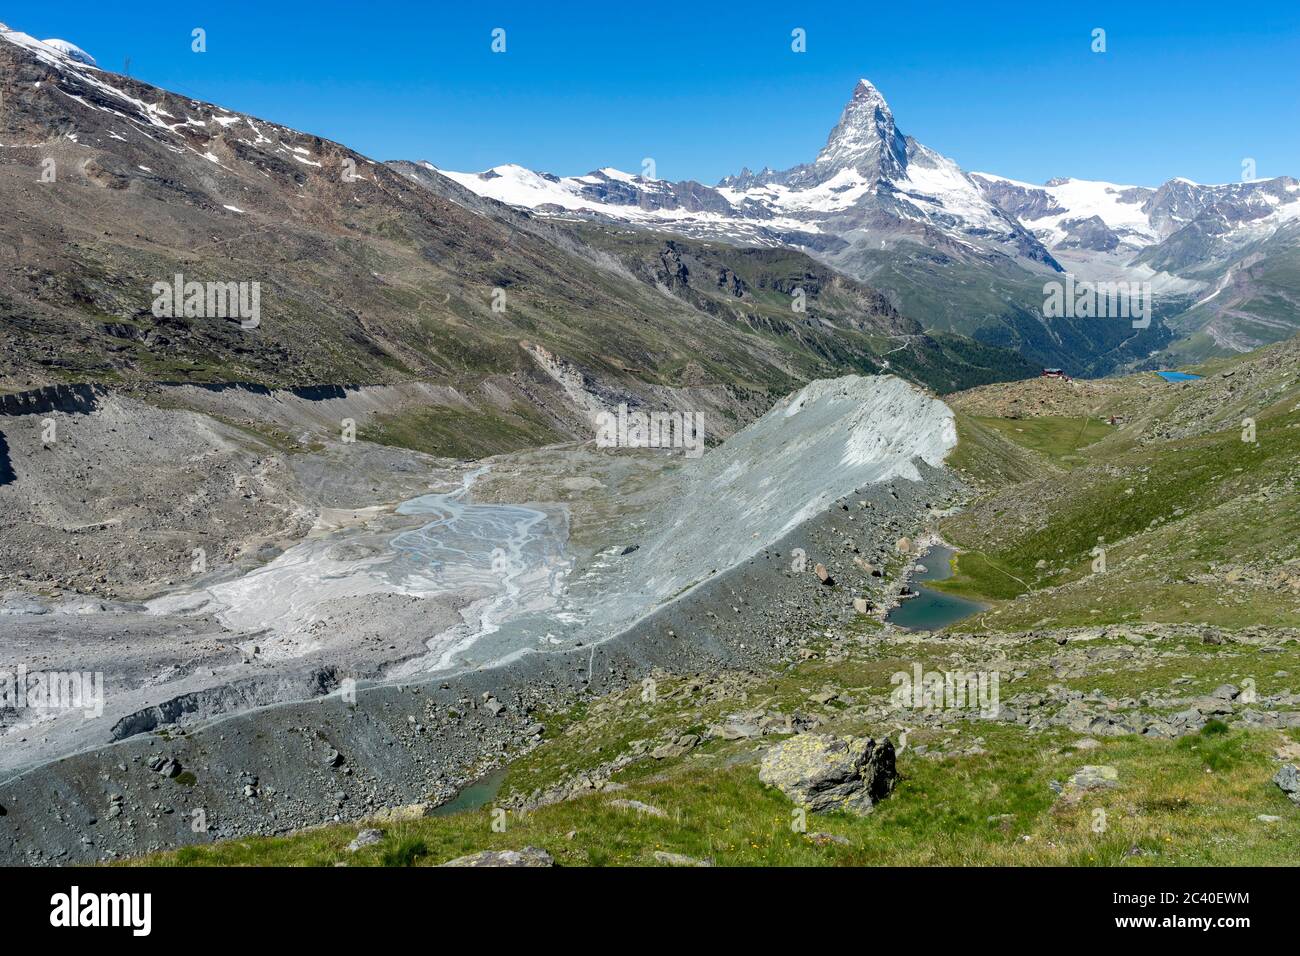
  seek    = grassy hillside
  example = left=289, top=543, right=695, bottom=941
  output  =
left=937, top=335, right=1300, bottom=629
left=133, top=626, right=1300, bottom=867
left=358, top=402, right=563, bottom=460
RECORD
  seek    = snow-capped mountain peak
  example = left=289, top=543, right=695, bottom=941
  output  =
left=433, top=78, right=1055, bottom=272
left=972, top=170, right=1300, bottom=264
left=813, top=77, right=906, bottom=180
left=971, top=173, right=1158, bottom=252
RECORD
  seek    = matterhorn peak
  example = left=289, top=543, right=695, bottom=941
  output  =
left=850, top=78, right=888, bottom=107
left=814, top=77, right=907, bottom=181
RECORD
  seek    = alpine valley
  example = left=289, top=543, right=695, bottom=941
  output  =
left=1, top=19, right=1298, bottom=874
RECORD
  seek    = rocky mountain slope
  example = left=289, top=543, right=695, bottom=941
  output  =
left=0, top=372, right=963, bottom=863
left=0, top=25, right=1026, bottom=432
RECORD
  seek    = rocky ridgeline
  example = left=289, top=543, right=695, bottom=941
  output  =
left=949, top=375, right=1134, bottom=420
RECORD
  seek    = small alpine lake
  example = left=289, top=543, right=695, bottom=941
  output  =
left=885, top=545, right=986, bottom=632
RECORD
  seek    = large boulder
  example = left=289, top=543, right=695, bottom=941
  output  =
left=759, top=734, right=896, bottom=815
left=345, top=828, right=384, bottom=852
left=1274, top=764, right=1300, bottom=804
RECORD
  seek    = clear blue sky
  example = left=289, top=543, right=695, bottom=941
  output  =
left=6, top=1, right=1299, bottom=187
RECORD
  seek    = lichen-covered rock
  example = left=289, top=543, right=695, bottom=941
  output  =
left=759, top=734, right=896, bottom=815
left=652, top=850, right=712, bottom=867
left=1055, top=765, right=1119, bottom=803
left=806, top=831, right=852, bottom=846
left=369, top=802, right=433, bottom=823
left=440, top=847, right=554, bottom=867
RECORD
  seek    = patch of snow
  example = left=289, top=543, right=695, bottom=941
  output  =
left=40, top=38, right=96, bottom=66
left=898, top=147, right=1006, bottom=232
left=969, top=170, right=1040, bottom=190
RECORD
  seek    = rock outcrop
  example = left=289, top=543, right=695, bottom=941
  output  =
left=440, top=847, right=554, bottom=867
left=1274, top=764, right=1300, bottom=805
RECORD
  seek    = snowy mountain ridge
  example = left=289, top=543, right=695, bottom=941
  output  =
left=439, top=79, right=1057, bottom=272
left=434, top=77, right=1300, bottom=362
left=972, top=170, right=1300, bottom=256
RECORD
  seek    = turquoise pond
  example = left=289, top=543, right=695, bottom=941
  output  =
left=884, top=546, right=986, bottom=632
left=430, top=766, right=508, bottom=815
left=1155, top=371, right=1203, bottom=382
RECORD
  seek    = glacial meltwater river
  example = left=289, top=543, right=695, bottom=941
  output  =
left=151, top=465, right=576, bottom=671
left=383, top=466, right=577, bottom=675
